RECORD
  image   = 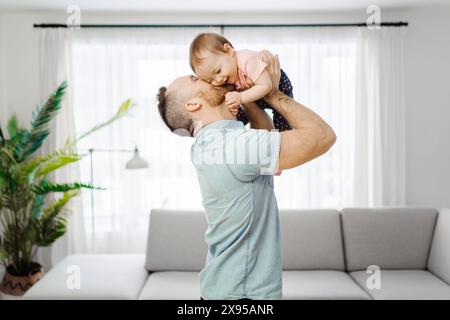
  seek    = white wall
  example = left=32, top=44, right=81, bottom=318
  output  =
left=394, top=7, right=450, bottom=209
left=0, top=6, right=449, bottom=208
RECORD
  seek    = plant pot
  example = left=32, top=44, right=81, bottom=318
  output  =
left=0, top=262, right=44, bottom=296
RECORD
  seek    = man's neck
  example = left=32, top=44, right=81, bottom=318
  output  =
left=193, top=105, right=236, bottom=136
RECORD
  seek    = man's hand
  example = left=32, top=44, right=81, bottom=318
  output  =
left=259, top=50, right=281, bottom=96
left=225, top=91, right=242, bottom=110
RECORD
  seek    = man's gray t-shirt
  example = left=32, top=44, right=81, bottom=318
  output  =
left=190, top=119, right=282, bottom=300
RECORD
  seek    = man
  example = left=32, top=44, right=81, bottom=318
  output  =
left=157, top=52, right=336, bottom=300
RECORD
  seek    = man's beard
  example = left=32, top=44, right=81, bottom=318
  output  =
left=198, top=84, right=236, bottom=107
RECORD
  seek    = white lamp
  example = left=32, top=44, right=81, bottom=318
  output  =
left=126, top=146, right=149, bottom=169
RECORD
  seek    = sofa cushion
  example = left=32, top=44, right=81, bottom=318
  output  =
left=341, top=207, right=437, bottom=271
left=282, top=270, right=370, bottom=300
left=138, top=270, right=370, bottom=300
left=145, top=210, right=208, bottom=272
left=280, top=210, right=345, bottom=270
left=427, top=208, right=450, bottom=285
left=24, top=254, right=147, bottom=300
left=138, top=272, right=201, bottom=300
left=350, top=270, right=450, bottom=300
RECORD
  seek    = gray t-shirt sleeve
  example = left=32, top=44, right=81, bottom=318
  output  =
left=228, top=128, right=281, bottom=180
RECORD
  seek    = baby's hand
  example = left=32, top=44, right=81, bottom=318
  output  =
left=225, top=91, right=242, bottom=110
left=274, top=169, right=283, bottom=176
left=228, top=104, right=240, bottom=116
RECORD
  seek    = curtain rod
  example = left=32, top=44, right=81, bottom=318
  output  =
left=33, top=22, right=408, bottom=28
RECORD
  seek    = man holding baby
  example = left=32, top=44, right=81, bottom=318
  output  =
left=157, top=34, right=336, bottom=300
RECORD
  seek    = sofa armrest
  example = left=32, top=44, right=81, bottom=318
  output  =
left=427, top=208, right=450, bottom=285
left=24, top=254, right=148, bottom=300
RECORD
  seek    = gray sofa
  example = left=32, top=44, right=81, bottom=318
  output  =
left=24, top=207, right=450, bottom=300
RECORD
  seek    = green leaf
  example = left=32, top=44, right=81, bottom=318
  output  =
left=38, top=218, right=67, bottom=246
left=35, top=191, right=77, bottom=246
left=20, top=81, right=67, bottom=160
left=10, top=129, right=30, bottom=160
left=0, top=242, right=8, bottom=261
left=118, top=98, right=133, bottom=114
left=41, top=190, right=78, bottom=219
left=32, top=180, right=103, bottom=195
left=77, top=98, right=133, bottom=141
left=7, top=115, right=19, bottom=139
left=36, top=154, right=83, bottom=177
left=63, top=136, right=77, bottom=148
left=12, top=149, right=84, bottom=184
left=20, top=131, right=49, bottom=159
left=0, top=127, right=5, bottom=145
left=11, top=156, right=46, bottom=185
left=1, top=147, right=16, bottom=164
left=31, top=194, right=45, bottom=220
left=30, top=81, right=67, bottom=135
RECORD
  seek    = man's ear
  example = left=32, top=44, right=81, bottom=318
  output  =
left=185, top=97, right=202, bottom=112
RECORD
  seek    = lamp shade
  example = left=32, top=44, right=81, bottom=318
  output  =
left=126, top=147, right=149, bottom=169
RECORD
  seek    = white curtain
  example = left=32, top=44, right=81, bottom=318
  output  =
left=38, top=29, right=87, bottom=270
left=224, top=27, right=358, bottom=210
left=63, top=26, right=406, bottom=254
left=70, top=27, right=220, bottom=253
left=224, top=26, right=406, bottom=210
left=354, top=27, right=406, bottom=206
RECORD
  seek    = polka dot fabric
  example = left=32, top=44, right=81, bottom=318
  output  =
left=236, top=69, right=294, bottom=132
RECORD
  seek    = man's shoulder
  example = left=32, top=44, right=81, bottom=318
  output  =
left=190, top=122, right=259, bottom=168
left=196, top=123, right=280, bottom=146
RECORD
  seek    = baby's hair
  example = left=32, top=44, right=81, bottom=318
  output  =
left=189, top=32, right=234, bottom=72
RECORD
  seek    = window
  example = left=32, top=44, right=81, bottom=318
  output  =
left=71, top=27, right=357, bottom=252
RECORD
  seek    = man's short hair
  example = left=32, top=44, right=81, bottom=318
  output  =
left=157, top=87, right=194, bottom=137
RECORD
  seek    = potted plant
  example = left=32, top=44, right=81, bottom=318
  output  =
left=0, top=81, right=133, bottom=296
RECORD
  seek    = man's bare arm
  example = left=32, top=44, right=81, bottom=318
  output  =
left=241, top=102, right=274, bottom=130
left=260, top=51, right=336, bottom=170
left=265, top=92, right=336, bottom=170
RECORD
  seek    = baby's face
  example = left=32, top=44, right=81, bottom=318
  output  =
left=195, top=50, right=238, bottom=87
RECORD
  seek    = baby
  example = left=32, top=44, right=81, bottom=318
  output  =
left=189, top=32, right=293, bottom=132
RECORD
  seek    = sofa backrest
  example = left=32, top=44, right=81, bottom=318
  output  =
left=145, top=209, right=208, bottom=271
left=145, top=209, right=346, bottom=271
left=281, top=209, right=345, bottom=270
left=427, top=208, right=450, bottom=284
left=341, top=207, right=437, bottom=272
